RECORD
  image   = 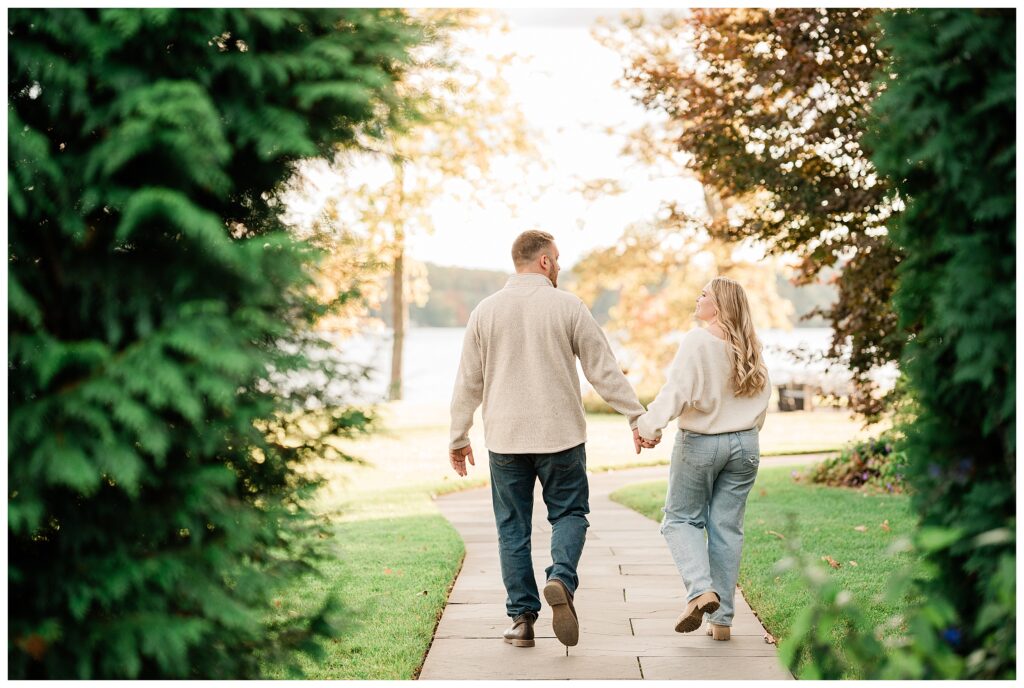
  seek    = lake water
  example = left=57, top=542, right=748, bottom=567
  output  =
left=326, top=326, right=896, bottom=404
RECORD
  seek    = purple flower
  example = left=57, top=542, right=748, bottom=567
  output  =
left=942, top=627, right=962, bottom=646
left=928, top=463, right=942, bottom=478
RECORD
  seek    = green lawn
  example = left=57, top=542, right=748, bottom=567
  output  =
left=260, top=404, right=891, bottom=679
left=261, top=480, right=483, bottom=679
left=610, top=466, right=921, bottom=679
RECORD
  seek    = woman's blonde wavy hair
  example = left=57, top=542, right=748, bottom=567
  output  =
left=706, top=276, right=768, bottom=397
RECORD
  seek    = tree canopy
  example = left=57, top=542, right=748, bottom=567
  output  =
left=597, top=8, right=903, bottom=417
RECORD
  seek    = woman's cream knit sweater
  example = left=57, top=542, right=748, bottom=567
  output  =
left=637, top=327, right=771, bottom=441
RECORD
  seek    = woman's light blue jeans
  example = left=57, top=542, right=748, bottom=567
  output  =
left=661, top=428, right=760, bottom=626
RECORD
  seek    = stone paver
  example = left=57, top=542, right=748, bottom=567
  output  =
left=418, top=460, right=819, bottom=680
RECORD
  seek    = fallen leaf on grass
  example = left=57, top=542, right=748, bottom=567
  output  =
left=849, top=561, right=858, bottom=567
left=758, top=488, right=768, bottom=497
left=766, top=530, right=786, bottom=540
left=822, top=555, right=841, bottom=569
left=384, top=567, right=405, bottom=576
left=417, top=590, right=428, bottom=596
left=881, top=519, right=891, bottom=532
left=764, top=632, right=777, bottom=645
left=853, top=525, right=868, bottom=532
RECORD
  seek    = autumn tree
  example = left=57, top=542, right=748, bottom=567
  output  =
left=281, top=180, right=420, bottom=341
left=285, top=9, right=538, bottom=400
left=571, top=99, right=791, bottom=391
left=572, top=212, right=793, bottom=393
left=596, top=8, right=901, bottom=418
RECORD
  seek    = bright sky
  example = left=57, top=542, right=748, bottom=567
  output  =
left=407, top=7, right=707, bottom=272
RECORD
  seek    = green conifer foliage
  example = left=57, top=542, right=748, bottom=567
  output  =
left=868, top=8, right=1015, bottom=677
left=9, top=9, right=422, bottom=678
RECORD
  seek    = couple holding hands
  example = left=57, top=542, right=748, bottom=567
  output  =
left=448, top=230, right=771, bottom=648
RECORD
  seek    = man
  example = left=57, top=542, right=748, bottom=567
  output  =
left=448, top=230, right=658, bottom=649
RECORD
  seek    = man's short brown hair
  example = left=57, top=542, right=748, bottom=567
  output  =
left=511, top=230, right=555, bottom=267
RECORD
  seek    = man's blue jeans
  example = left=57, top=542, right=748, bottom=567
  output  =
left=488, top=442, right=590, bottom=618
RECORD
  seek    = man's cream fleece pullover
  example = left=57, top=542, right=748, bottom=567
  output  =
left=449, top=272, right=645, bottom=454
left=637, top=327, right=771, bottom=441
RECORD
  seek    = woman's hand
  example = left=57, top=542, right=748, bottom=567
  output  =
left=633, top=427, right=661, bottom=452
left=635, top=412, right=663, bottom=449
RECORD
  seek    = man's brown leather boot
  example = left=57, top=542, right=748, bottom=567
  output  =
left=543, top=578, right=580, bottom=646
left=503, top=612, right=538, bottom=647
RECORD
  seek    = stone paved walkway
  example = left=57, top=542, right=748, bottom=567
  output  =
left=418, top=457, right=830, bottom=680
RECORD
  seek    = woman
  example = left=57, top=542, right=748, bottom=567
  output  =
left=636, top=276, right=771, bottom=641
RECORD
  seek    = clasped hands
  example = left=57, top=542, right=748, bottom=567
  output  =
left=632, top=428, right=661, bottom=454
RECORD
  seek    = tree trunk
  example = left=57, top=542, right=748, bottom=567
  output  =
left=389, top=245, right=404, bottom=401
left=388, top=158, right=407, bottom=402
left=703, top=185, right=735, bottom=273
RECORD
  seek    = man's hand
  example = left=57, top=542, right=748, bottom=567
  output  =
left=449, top=444, right=475, bottom=477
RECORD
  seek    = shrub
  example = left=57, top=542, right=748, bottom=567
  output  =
left=582, top=390, right=656, bottom=415
left=873, top=8, right=1016, bottom=678
left=779, top=8, right=1015, bottom=679
left=8, top=9, right=424, bottom=679
left=807, top=431, right=908, bottom=493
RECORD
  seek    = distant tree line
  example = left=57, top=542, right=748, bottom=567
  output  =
left=372, top=262, right=509, bottom=327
